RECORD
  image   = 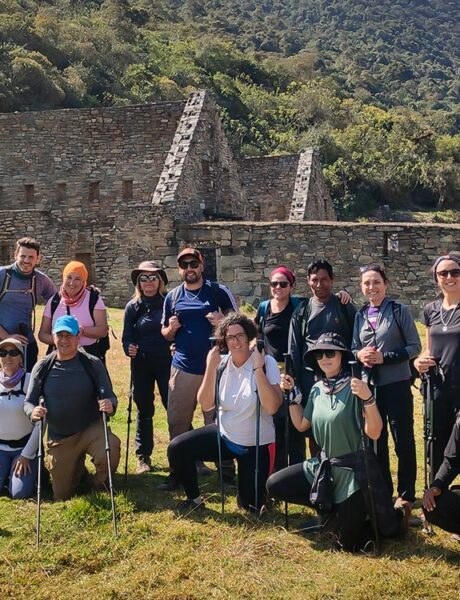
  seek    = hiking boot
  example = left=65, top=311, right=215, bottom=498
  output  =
left=157, top=474, right=180, bottom=491
left=175, top=498, right=205, bottom=516
left=196, top=461, right=212, bottom=477
left=136, top=457, right=151, bottom=475
left=396, top=500, right=412, bottom=534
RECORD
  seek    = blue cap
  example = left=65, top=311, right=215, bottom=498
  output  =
left=52, top=315, right=80, bottom=336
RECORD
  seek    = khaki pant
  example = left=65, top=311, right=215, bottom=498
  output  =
left=45, top=418, right=121, bottom=501
left=167, top=367, right=213, bottom=440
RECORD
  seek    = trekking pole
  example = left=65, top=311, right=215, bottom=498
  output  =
left=254, top=339, right=265, bottom=515
left=283, top=352, right=293, bottom=529
left=36, top=399, right=45, bottom=549
left=100, top=388, right=118, bottom=538
left=422, top=367, right=436, bottom=535
left=350, top=361, right=380, bottom=553
left=123, top=364, right=133, bottom=485
left=210, top=337, right=225, bottom=515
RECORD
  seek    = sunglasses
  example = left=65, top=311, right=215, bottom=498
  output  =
left=178, top=259, right=200, bottom=270
left=0, top=349, right=21, bottom=357
left=138, top=274, right=160, bottom=283
left=436, top=269, right=460, bottom=279
left=313, top=349, right=337, bottom=360
left=225, top=333, right=247, bottom=343
left=269, top=281, right=290, bottom=288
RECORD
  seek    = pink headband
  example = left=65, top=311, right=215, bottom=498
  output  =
left=269, top=266, right=296, bottom=285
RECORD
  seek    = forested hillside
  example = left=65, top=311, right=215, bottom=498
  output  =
left=1, top=0, right=459, bottom=216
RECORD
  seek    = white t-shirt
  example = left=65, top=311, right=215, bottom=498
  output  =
left=218, top=354, right=280, bottom=447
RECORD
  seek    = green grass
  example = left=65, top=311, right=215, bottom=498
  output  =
left=0, top=309, right=459, bottom=599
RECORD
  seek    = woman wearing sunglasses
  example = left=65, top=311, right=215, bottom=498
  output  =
left=38, top=261, right=109, bottom=361
left=0, top=338, right=38, bottom=498
left=415, top=255, right=460, bottom=478
left=168, top=313, right=282, bottom=514
left=122, top=261, right=171, bottom=474
left=352, top=264, right=421, bottom=515
left=255, top=266, right=305, bottom=469
left=267, top=333, right=408, bottom=551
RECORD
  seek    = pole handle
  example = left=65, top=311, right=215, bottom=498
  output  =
left=349, top=360, right=361, bottom=380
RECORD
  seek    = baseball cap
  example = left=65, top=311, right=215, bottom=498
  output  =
left=52, top=315, right=80, bottom=336
left=177, top=247, right=204, bottom=264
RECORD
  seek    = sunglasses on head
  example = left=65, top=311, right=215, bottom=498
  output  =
left=0, top=349, right=21, bottom=357
left=360, top=264, right=385, bottom=275
left=270, top=281, right=290, bottom=288
left=436, top=269, right=460, bottom=279
left=138, top=274, right=160, bottom=283
left=178, top=259, right=200, bottom=270
left=313, top=349, right=337, bottom=360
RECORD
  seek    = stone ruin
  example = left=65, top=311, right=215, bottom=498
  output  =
left=0, top=90, right=459, bottom=311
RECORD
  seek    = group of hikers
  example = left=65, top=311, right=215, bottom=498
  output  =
left=1, top=236, right=459, bottom=552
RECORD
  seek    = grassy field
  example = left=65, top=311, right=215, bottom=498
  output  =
left=0, top=308, right=459, bottom=599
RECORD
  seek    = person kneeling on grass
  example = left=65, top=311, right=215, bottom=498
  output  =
left=266, top=333, right=410, bottom=552
left=167, top=313, right=282, bottom=514
left=24, top=315, right=120, bottom=501
left=423, top=415, right=460, bottom=538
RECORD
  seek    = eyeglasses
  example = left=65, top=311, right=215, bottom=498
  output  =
left=225, top=333, right=247, bottom=343
left=138, top=274, right=160, bottom=283
left=0, top=349, right=21, bottom=357
left=269, top=281, right=290, bottom=288
left=313, top=350, right=337, bottom=360
left=436, top=269, right=460, bottom=279
left=178, top=259, right=200, bottom=270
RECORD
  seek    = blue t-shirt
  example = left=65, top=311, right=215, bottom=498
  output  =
left=162, top=280, right=237, bottom=375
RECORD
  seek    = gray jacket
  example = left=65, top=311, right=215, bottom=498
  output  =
left=352, top=297, right=421, bottom=386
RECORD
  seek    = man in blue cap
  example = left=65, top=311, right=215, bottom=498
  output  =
left=24, top=315, right=120, bottom=500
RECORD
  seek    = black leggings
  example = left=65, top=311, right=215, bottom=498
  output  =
left=374, top=380, right=417, bottom=503
left=168, top=425, right=271, bottom=511
left=267, top=464, right=378, bottom=552
left=430, top=383, right=459, bottom=478
left=424, top=488, right=460, bottom=535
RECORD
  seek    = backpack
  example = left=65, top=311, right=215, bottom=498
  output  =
left=49, top=287, right=111, bottom=359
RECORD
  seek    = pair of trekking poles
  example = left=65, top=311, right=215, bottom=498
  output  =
left=36, top=387, right=118, bottom=548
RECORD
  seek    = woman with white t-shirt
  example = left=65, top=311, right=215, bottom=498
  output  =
left=38, top=261, right=108, bottom=361
left=167, top=313, right=282, bottom=514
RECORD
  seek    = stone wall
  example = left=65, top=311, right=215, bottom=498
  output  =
left=173, top=221, right=460, bottom=314
left=237, top=155, right=299, bottom=221
left=0, top=101, right=185, bottom=210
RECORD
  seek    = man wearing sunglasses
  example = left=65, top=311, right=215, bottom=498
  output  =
left=160, top=247, right=237, bottom=490
left=0, top=237, right=56, bottom=370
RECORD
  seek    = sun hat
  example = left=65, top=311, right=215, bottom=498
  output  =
left=0, top=338, right=24, bottom=355
left=304, top=332, right=354, bottom=368
left=130, top=261, right=168, bottom=286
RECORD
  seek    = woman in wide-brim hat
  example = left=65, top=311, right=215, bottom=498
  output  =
left=0, top=338, right=39, bottom=499
left=266, top=333, right=409, bottom=552
left=122, top=261, right=171, bottom=474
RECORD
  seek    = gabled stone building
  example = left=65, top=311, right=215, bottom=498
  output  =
left=0, top=90, right=459, bottom=309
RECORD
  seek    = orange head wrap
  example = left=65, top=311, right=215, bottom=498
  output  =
left=62, top=261, right=88, bottom=284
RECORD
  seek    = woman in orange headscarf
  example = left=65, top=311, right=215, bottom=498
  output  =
left=38, top=261, right=108, bottom=361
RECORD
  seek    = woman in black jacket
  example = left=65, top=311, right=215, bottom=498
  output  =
left=122, top=261, right=171, bottom=474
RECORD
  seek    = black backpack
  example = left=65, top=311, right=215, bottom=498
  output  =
left=49, top=287, right=111, bottom=358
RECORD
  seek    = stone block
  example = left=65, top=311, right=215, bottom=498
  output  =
left=220, top=255, right=252, bottom=268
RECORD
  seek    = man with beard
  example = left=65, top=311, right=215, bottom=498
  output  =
left=160, top=248, right=237, bottom=490
left=0, top=237, right=56, bottom=370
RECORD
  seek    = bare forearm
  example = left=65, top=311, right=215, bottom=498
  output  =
left=363, top=404, right=383, bottom=439
left=161, top=325, right=176, bottom=341
left=289, top=404, right=310, bottom=432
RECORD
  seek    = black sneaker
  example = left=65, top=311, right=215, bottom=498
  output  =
left=175, top=498, right=205, bottom=516
left=157, top=474, right=180, bottom=491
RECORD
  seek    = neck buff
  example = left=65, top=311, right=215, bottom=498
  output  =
left=321, top=371, right=351, bottom=395
left=60, top=283, right=87, bottom=307
left=0, top=367, right=26, bottom=388
left=12, top=262, right=33, bottom=280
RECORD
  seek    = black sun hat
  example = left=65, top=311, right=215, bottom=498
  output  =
left=304, top=332, right=354, bottom=369
left=131, top=261, right=168, bottom=286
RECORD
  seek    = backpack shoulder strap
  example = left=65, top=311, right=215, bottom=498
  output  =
left=88, top=287, right=100, bottom=325
left=390, top=301, right=406, bottom=344
left=36, top=351, right=58, bottom=398
left=49, top=292, right=61, bottom=319
left=0, top=267, right=13, bottom=303
left=258, top=300, right=269, bottom=322
left=290, top=296, right=303, bottom=310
